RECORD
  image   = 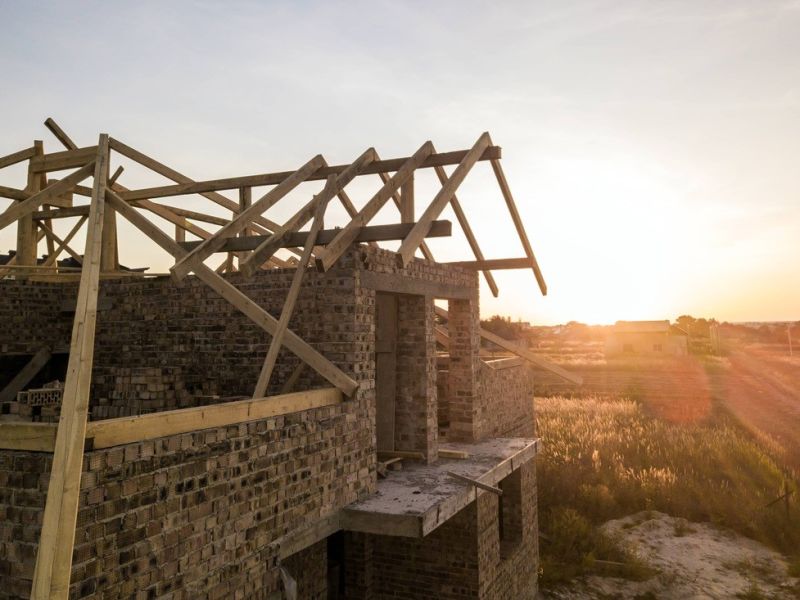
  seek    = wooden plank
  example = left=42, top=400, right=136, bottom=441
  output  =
left=116, top=145, right=503, bottom=201
left=0, top=161, right=95, bottom=231
left=44, top=117, right=78, bottom=150
left=240, top=148, right=376, bottom=276
left=432, top=305, right=582, bottom=384
left=490, top=159, right=547, bottom=295
left=0, top=146, right=36, bottom=170
left=86, top=388, right=342, bottom=448
left=252, top=177, right=333, bottom=397
left=0, top=346, right=52, bottom=403
left=180, top=220, right=452, bottom=253
left=446, top=258, right=532, bottom=270
left=31, top=146, right=97, bottom=173
left=359, top=270, right=471, bottom=300
left=316, top=142, right=434, bottom=272
left=170, top=154, right=325, bottom=281
left=136, top=198, right=214, bottom=240
left=32, top=135, right=109, bottom=600
left=434, top=164, right=499, bottom=297
left=396, top=133, right=490, bottom=267
left=447, top=471, right=502, bottom=495
left=0, top=423, right=58, bottom=452
left=105, top=188, right=359, bottom=396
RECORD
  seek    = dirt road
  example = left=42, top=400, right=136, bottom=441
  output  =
left=707, top=345, right=800, bottom=470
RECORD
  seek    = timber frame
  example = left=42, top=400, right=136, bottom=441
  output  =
left=0, top=118, right=558, bottom=599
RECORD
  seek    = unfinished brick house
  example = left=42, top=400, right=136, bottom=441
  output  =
left=0, top=120, right=579, bottom=599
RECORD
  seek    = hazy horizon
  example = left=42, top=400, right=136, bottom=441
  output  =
left=1, top=1, right=798, bottom=325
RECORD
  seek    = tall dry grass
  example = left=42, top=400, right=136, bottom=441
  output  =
left=536, top=395, right=799, bottom=586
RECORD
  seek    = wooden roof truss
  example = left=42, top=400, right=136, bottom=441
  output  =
left=0, top=118, right=551, bottom=598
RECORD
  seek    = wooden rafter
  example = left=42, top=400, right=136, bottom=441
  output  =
left=316, top=141, right=434, bottom=272
left=433, top=164, right=499, bottom=297
left=116, top=145, right=502, bottom=201
left=32, top=135, right=109, bottom=600
left=490, top=159, right=547, bottom=295
left=396, top=132, right=491, bottom=268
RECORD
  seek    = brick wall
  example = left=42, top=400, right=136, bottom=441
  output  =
left=394, top=294, right=438, bottom=462
left=0, top=452, right=51, bottom=600
left=477, top=362, right=535, bottom=439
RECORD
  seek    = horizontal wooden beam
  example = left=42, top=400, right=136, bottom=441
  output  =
left=446, top=258, right=532, bottom=270
left=31, top=146, right=97, bottom=173
left=0, top=422, right=58, bottom=452
left=0, top=184, right=28, bottom=201
left=0, top=146, right=36, bottom=170
left=178, top=220, right=452, bottom=253
left=115, top=145, right=502, bottom=201
left=32, top=206, right=91, bottom=220
left=86, top=388, right=342, bottom=449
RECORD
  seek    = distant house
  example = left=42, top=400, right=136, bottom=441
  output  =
left=605, top=320, right=688, bottom=357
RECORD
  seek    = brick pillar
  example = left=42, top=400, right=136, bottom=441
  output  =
left=447, top=296, right=481, bottom=442
left=344, top=532, right=374, bottom=599
left=395, top=294, right=438, bottom=463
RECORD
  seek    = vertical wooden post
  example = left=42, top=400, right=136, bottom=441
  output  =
left=101, top=164, right=118, bottom=271
left=31, top=135, right=109, bottom=600
left=175, top=224, right=185, bottom=243
left=238, top=186, right=252, bottom=269
left=400, top=173, right=414, bottom=223
left=16, top=141, right=43, bottom=273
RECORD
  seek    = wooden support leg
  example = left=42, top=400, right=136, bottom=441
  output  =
left=31, top=135, right=109, bottom=600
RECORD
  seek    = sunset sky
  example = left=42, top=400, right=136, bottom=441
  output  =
left=1, top=1, right=798, bottom=325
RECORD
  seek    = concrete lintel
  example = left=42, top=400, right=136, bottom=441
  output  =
left=359, top=270, right=473, bottom=300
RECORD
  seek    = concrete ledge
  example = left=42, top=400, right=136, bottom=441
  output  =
left=342, top=437, right=540, bottom=538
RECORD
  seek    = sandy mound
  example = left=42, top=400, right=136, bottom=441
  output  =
left=542, top=511, right=799, bottom=599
